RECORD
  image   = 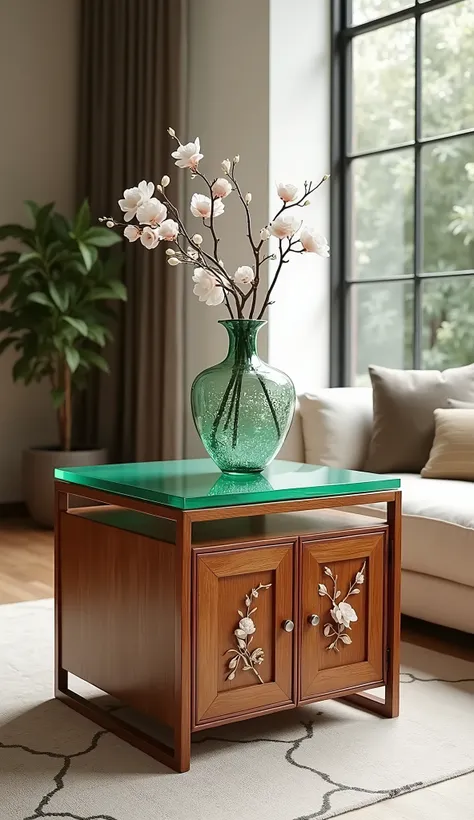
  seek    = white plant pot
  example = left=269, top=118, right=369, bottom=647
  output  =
left=23, top=447, right=107, bottom=528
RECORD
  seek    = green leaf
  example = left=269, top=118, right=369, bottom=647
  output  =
left=51, top=388, right=65, bottom=409
left=0, top=224, right=36, bottom=247
left=45, top=241, right=64, bottom=262
left=18, top=251, right=42, bottom=265
left=12, top=355, right=31, bottom=382
left=86, top=324, right=107, bottom=345
left=0, top=310, right=13, bottom=331
left=103, top=252, right=124, bottom=279
left=81, top=349, right=110, bottom=373
left=51, top=213, right=71, bottom=243
left=74, top=200, right=91, bottom=238
left=28, top=292, right=53, bottom=307
left=65, top=347, right=80, bottom=373
left=64, top=259, right=87, bottom=276
left=35, top=202, right=55, bottom=237
left=48, top=282, right=67, bottom=311
left=0, top=336, right=17, bottom=355
left=84, top=286, right=115, bottom=301
left=24, top=200, right=40, bottom=220
left=78, top=241, right=98, bottom=271
left=64, top=316, right=88, bottom=336
left=82, top=227, right=122, bottom=247
left=107, top=279, right=128, bottom=301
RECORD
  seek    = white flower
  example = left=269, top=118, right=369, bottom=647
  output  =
left=192, top=233, right=203, bottom=245
left=167, top=127, right=176, bottom=137
left=171, top=137, right=203, bottom=169
left=190, top=193, right=225, bottom=219
left=269, top=213, right=301, bottom=239
left=300, top=226, right=330, bottom=257
left=140, top=226, right=160, bottom=250
left=161, top=175, right=170, bottom=187
left=277, top=182, right=299, bottom=202
left=233, top=155, right=240, bottom=164
left=233, top=265, right=254, bottom=286
left=251, top=647, right=264, bottom=664
left=238, top=617, right=256, bottom=635
left=168, top=256, right=181, bottom=266
left=245, top=192, right=252, bottom=204
left=187, top=246, right=199, bottom=260
left=118, top=180, right=154, bottom=222
left=355, top=571, right=365, bottom=584
left=136, top=197, right=167, bottom=227
left=221, top=159, right=231, bottom=173
left=158, top=218, right=180, bottom=241
left=331, top=602, right=358, bottom=629
left=318, top=583, right=327, bottom=595
left=123, top=225, right=140, bottom=242
left=212, top=178, right=232, bottom=199
left=106, top=220, right=114, bottom=228
left=260, top=227, right=270, bottom=241
left=166, top=248, right=176, bottom=255
left=192, top=268, right=224, bottom=306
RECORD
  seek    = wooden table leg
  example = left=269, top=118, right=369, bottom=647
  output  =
left=174, top=512, right=192, bottom=772
left=54, top=488, right=68, bottom=696
left=342, top=492, right=402, bottom=718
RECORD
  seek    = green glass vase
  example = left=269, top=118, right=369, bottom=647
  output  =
left=191, top=319, right=296, bottom=474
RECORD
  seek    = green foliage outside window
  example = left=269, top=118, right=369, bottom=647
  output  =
left=349, top=0, right=474, bottom=382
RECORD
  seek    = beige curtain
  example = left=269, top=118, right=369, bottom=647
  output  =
left=76, top=0, right=187, bottom=461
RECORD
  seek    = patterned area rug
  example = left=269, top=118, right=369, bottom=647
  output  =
left=1, top=599, right=473, bottom=820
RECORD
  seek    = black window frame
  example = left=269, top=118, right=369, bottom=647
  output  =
left=330, top=0, right=474, bottom=385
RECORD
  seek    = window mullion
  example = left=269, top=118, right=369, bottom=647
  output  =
left=413, top=12, right=423, bottom=369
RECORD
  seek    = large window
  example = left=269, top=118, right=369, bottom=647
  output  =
left=331, top=0, right=474, bottom=385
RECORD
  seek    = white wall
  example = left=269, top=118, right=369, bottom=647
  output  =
left=268, top=0, right=331, bottom=393
left=184, top=0, right=270, bottom=456
left=184, top=0, right=331, bottom=455
left=0, top=0, right=78, bottom=502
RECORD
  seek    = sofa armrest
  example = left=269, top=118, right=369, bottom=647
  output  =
left=299, top=388, right=373, bottom=470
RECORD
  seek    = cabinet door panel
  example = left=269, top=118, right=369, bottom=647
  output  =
left=194, top=543, right=295, bottom=727
left=301, top=532, right=385, bottom=700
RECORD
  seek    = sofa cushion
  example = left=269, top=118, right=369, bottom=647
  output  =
left=356, top=473, right=474, bottom=588
left=277, top=400, right=305, bottom=463
left=365, top=363, right=474, bottom=474
left=299, top=388, right=373, bottom=470
left=422, top=408, right=474, bottom=480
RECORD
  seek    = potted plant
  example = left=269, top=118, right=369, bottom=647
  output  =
left=0, top=200, right=125, bottom=526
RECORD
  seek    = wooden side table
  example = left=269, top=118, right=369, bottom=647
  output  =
left=54, top=459, right=401, bottom=773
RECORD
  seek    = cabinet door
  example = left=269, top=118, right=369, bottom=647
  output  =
left=300, top=532, right=385, bottom=701
left=194, top=543, right=295, bottom=728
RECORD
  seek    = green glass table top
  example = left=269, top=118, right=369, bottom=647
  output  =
left=55, top=459, right=400, bottom=510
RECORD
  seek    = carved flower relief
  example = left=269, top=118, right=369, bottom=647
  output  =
left=331, top=601, right=358, bottom=629
left=235, top=617, right=256, bottom=638
left=225, top=583, right=271, bottom=683
left=318, top=562, right=366, bottom=651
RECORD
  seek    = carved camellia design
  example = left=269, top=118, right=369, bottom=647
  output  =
left=225, top=582, right=272, bottom=683
left=318, top=562, right=366, bottom=651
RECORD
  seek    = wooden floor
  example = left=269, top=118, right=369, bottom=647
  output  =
left=0, top=518, right=472, bottom=815
left=0, top=517, right=54, bottom=603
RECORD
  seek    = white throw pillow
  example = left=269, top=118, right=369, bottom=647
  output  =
left=300, top=388, right=373, bottom=470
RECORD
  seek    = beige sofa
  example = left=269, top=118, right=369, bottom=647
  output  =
left=279, top=388, right=474, bottom=634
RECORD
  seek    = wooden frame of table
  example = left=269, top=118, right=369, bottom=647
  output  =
left=54, top=481, right=401, bottom=773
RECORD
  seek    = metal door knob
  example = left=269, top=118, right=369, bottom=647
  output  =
left=282, top=619, right=295, bottom=632
left=308, top=614, right=320, bottom=627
